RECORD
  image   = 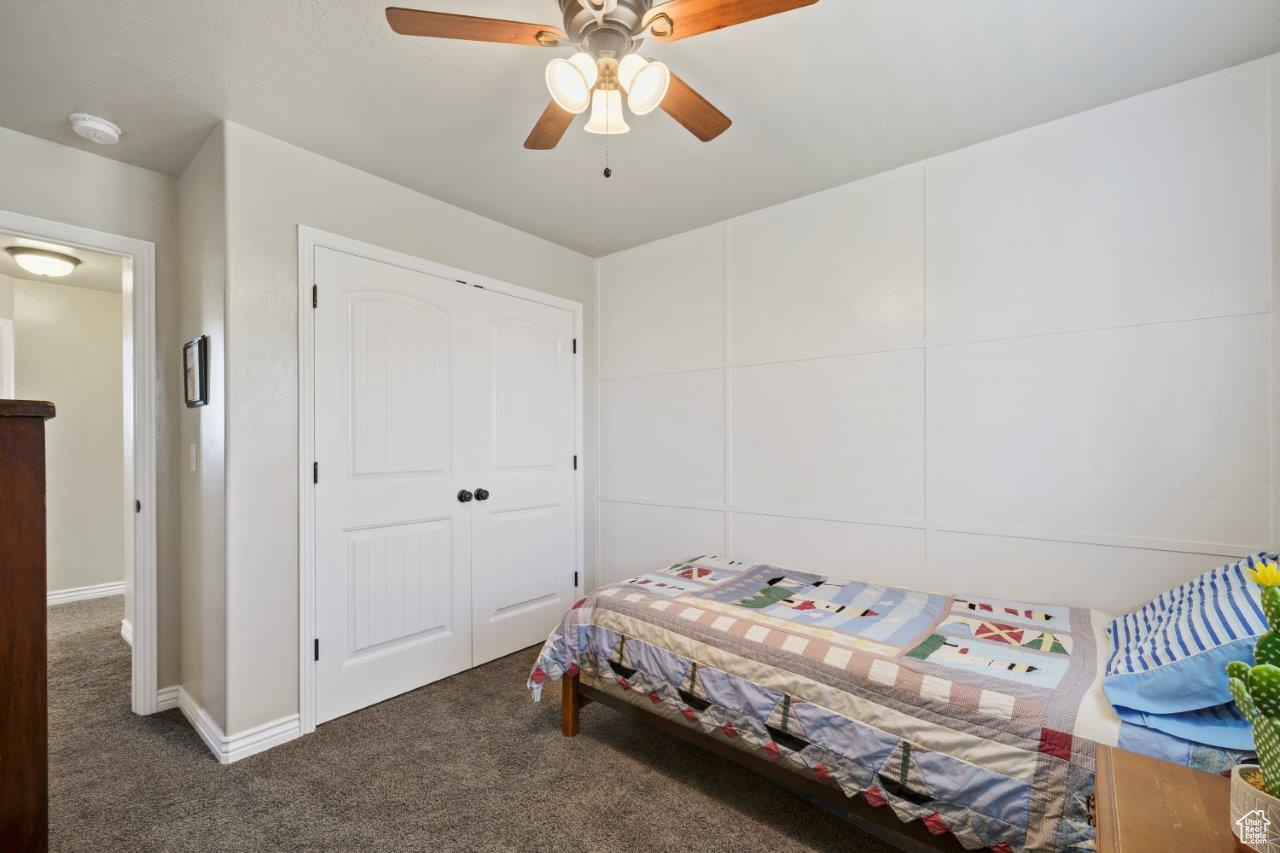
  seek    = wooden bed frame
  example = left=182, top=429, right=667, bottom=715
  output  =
left=561, top=673, right=967, bottom=852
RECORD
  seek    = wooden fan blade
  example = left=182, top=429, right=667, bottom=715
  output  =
left=661, top=73, right=731, bottom=142
left=386, top=8, right=564, bottom=47
left=645, top=0, right=818, bottom=42
left=524, top=101, right=576, bottom=150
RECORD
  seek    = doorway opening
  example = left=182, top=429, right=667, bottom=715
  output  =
left=0, top=209, right=159, bottom=715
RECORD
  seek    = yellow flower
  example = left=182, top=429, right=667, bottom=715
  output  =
left=1247, top=559, right=1280, bottom=589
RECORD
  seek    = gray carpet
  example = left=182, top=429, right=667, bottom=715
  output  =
left=49, top=597, right=889, bottom=851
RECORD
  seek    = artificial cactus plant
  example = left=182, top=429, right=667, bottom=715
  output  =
left=1228, top=558, right=1280, bottom=796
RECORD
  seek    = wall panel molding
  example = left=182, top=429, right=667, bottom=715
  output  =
left=925, top=63, right=1270, bottom=346
left=599, top=496, right=1257, bottom=560
left=597, top=226, right=724, bottom=380
left=728, top=167, right=925, bottom=365
left=926, top=301, right=1273, bottom=350
left=595, top=55, right=1278, bottom=604
left=600, top=369, right=725, bottom=505
left=928, top=521, right=1261, bottom=560
left=600, top=494, right=925, bottom=531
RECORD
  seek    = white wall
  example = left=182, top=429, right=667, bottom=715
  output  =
left=596, top=56, right=1279, bottom=614
left=0, top=273, right=14, bottom=320
left=219, top=122, right=597, bottom=734
left=0, top=127, right=180, bottom=684
left=14, top=279, right=125, bottom=592
left=177, top=126, right=228, bottom=728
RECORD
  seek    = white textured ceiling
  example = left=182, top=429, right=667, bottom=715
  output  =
left=1, top=0, right=1278, bottom=256
left=0, top=233, right=123, bottom=294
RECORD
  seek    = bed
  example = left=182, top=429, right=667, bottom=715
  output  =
left=528, top=556, right=1247, bottom=852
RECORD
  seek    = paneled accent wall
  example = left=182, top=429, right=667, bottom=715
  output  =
left=595, top=57, right=1279, bottom=613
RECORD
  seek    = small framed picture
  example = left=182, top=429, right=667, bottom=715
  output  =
left=183, top=336, right=208, bottom=408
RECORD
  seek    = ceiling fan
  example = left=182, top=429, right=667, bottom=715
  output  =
left=386, top=0, right=820, bottom=150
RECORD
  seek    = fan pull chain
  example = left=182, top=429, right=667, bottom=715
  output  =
left=603, top=111, right=612, bottom=178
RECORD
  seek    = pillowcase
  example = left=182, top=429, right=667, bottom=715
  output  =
left=1103, top=553, right=1276, bottom=714
left=1116, top=718, right=1253, bottom=772
left=1113, top=702, right=1253, bottom=750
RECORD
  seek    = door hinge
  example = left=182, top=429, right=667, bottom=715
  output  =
left=572, top=338, right=577, bottom=354
left=314, top=638, right=319, bottom=661
left=135, top=499, right=141, bottom=513
left=312, top=284, right=317, bottom=309
left=572, top=454, right=578, bottom=470
left=313, top=461, right=319, bottom=484
left=574, top=571, right=579, bottom=587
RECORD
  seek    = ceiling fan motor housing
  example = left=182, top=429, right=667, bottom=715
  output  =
left=560, top=0, right=652, bottom=57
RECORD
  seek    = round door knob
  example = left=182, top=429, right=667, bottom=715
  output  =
left=475, top=488, right=490, bottom=501
left=457, top=490, right=474, bottom=503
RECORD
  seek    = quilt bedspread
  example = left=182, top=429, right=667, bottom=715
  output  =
left=528, top=557, right=1105, bottom=852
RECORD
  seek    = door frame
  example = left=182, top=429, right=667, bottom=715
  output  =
left=0, top=317, right=13, bottom=397
left=0, top=207, right=159, bottom=715
left=296, top=226, right=584, bottom=735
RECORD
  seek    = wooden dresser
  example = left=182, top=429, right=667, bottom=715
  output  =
left=0, top=400, right=55, bottom=853
left=1094, top=744, right=1245, bottom=852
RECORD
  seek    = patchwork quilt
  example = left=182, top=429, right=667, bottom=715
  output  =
left=529, top=557, right=1115, bottom=851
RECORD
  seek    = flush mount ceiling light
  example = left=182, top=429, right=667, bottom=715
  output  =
left=384, top=0, right=821, bottom=150
left=69, top=113, right=121, bottom=145
left=5, top=246, right=82, bottom=278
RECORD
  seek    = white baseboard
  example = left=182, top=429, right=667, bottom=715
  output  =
left=121, top=618, right=134, bottom=647
left=48, top=580, right=125, bottom=606
left=155, top=685, right=180, bottom=712
left=177, top=686, right=300, bottom=764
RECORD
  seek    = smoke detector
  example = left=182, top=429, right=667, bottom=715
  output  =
left=69, top=113, right=121, bottom=145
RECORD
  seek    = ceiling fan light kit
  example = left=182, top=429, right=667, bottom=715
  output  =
left=385, top=0, right=819, bottom=151
left=616, top=53, right=670, bottom=115
left=546, top=53, right=597, bottom=114
left=584, top=89, right=630, bottom=134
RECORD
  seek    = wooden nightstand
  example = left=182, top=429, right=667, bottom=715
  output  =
left=1094, top=745, right=1245, bottom=852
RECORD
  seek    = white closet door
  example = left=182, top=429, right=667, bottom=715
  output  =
left=469, top=289, right=577, bottom=665
left=313, top=247, right=476, bottom=724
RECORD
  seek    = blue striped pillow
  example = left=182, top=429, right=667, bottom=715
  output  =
left=1103, top=553, right=1277, bottom=714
